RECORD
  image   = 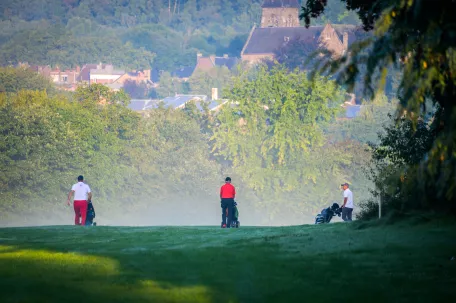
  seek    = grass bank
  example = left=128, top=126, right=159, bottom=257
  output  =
left=0, top=219, right=455, bottom=302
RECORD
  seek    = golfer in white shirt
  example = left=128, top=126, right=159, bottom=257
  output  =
left=67, top=175, right=92, bottom=225
left=341, top=183, right=354, bottom=221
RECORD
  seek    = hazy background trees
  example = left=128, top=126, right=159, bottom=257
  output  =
left=0, top=65, right=390, bottom=226
left=0, top=0, right=360, bottom=72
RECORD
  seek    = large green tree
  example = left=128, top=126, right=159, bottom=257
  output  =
left=210, top=65, right=369, bottom=219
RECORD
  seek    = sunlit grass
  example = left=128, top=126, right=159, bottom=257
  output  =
left=0, top=244, right=212, bottom=303
left=0, top=220, right=455, bottom=302
left=0, top=246, right=119, bottom=276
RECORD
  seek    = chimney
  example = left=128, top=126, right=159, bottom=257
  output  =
left=212, top=88, right=218, bottom=100
left=343, top=32, right=348, bottom=51
left=197, top=52, right=203, bottom=61
left=223, top=54, right=228, bottom=58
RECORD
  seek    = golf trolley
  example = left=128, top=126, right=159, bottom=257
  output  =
left=85, top=200, right=97, bottom=226
left=314, top=203, right=342, bottom=224
left=221, top=201, right=240, bottom=228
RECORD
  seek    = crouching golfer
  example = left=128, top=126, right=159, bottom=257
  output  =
left=220, top=177, right=236, bottom=228
left=67, top=175, right=92, bottom=225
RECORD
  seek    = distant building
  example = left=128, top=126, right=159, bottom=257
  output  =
left=29, top=65, right=80, bottom=85
left=88, top=63, right=125, bottom=84
left=194, top=53, right=239, bottom=73
left=77, top=64, right=100, bottom=82
left=49, top=66, right=80, bottom=84
left=114, top=70, right=154, bottom=86
left=241, top=0, right=360, bottom=64
left=28, top=64, right=51, bottom=78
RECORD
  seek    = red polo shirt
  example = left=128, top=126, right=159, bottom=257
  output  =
left=220, top=183, right=236, bottom=199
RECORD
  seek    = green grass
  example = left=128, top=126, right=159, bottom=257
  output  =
left=1, top=219, right=455, bottom=303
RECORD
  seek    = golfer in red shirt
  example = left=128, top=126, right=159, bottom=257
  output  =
left=220, top=177, right=236, bottom=228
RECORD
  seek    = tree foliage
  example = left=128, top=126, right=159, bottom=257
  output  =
left=209, top=65, right=369, bottom=218
left=0, top=67, right=54, bottom=93
left=188, top=66, right=233, bottom=97
left=0, top=86, right=220, bottom=225
left=359, top=110, right=439, bottom=219
left=302, top=0, right=456, bottom=214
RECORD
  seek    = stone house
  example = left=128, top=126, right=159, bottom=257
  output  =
left=241, top=0, right=360, bottom=64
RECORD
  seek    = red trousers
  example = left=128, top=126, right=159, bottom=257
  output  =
left=73, top=200, right=88, bottom=225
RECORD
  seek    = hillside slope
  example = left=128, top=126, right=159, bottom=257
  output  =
left=1, top=220, right=455, bottom=302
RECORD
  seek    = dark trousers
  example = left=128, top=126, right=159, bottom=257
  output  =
left=342, top=207, right=353, bottom=221
left=221, top=198, right=234, bottom=227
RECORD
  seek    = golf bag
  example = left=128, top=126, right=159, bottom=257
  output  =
left=231, top=201, right=240, bottom=228
left=314, top=203, right=342, bottom=224
left=85, top=201, right=96, bottom=226
left=221, top=201, right=240, bottom=228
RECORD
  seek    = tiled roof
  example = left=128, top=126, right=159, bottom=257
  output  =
left=243, top=26, right=324, bottom=54
left=196, top=57, right=215, bottom=71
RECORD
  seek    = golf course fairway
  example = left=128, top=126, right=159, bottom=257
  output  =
left=1, top=219, right=455, bottom=303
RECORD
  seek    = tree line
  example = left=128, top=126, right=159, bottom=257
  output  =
left=0, top=65, right=387, bottom=226
left=0, top=0, right=360, bottom=73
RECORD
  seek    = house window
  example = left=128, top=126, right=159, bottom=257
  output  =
left=62, top=76, right=68, bottom=82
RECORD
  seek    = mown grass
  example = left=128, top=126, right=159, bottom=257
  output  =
left=0, top=218, right=455, bottom=303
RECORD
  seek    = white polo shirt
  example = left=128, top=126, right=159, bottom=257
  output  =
left=344, top=188, right=354, bottom=208
left=71, top=182, right=91, bottom=201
